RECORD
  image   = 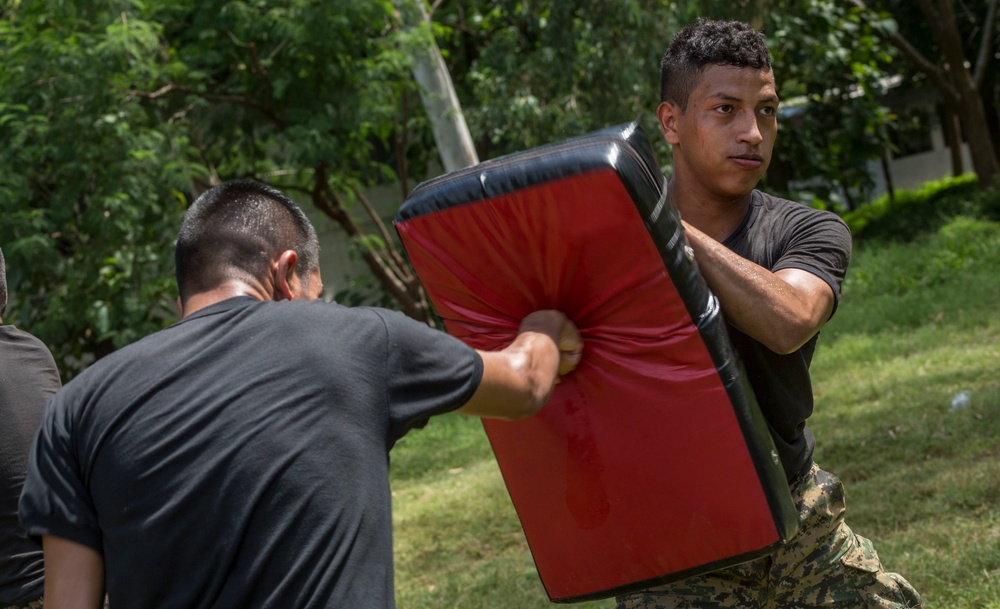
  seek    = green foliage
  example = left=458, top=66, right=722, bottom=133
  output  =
left=433, top=0, right=677, bottom=161
left=765, top=1, right=897, bottom=208
left=0, top=0, right=952, bottom=376
left=0, top=2, right=197, bottom=377
left=842, top=174, right=984, bottom=241
left=146, top=0, right=416, bottom=180
left=856, top=0, right=1000, bottom=189
left=863, top=0, right=999, bottom=97
left=838, top=214, right=1000, bottom=334
left=813, top=213, right=1000, bottom=609
left=431, top=0, right=904, bottom=200
left=0, top=0, right=435, bottom=375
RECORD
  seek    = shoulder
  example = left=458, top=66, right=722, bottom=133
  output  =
left=1, top=325, right=54, bottom=355
left=250, top=300, right=448, bottom=356
left=359, top=306, right=445, bottom=344
left=756, top=191, right=847, bottom=223
left=176, top=297, right=384, bottom=340
left=361, top=307, right=478, bottom=359
left=753, top=191, right=850, bottom=239
left=0, top=325, right=60, bottom=375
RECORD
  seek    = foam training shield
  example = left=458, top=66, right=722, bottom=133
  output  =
left=393, top=122, right=798, bottom=603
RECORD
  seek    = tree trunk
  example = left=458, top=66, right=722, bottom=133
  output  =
left=880, top=154, right=895, bottom=201
left=394, top=0, right=479, bottom=173
left=919, top=0, right=998, bottom=187
left=941, top=100, right=964, bottom=176
left=847, top=0, right=999, bottom=188
left=949, top=69, right=999, bottom=186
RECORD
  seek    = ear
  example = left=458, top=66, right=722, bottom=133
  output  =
left=274, top=250, right=299, bottom=301
left=656, top=101, right=681, bottom=146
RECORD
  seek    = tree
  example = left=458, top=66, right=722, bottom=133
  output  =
left=430, top=1, right=678, bottom=160
left=0, top=0, right=441, bottom=377
left=847, top=0, right=1000, bottom=188
left=132, top=0, right=437, bottom=324
left=433, top=0, right=899, bottom=209
left=0, top=0, right=934, bottom=375
left=393, top=0, right=479, bottom=172
left=0, top=1, right=193, bottom=378
left=769, top=1, right=899, bottom=209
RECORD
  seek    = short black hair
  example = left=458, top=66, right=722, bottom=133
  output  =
left=175, top=179, right=320, bottom=302
left=660, top=18, right=772, bottom=109
left=0, top=245, right=6, bottom=317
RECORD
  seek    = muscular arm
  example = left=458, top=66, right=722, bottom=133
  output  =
left=42, top=536, right=105, bottom=609
left=683, top=221, right=835, bottom=354
left=458, top=310, right=582, bottom=420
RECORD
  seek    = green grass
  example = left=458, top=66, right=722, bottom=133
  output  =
left=390, top=214, right=1000, bottom=609
left=809, top=214, right=1000, bottom=609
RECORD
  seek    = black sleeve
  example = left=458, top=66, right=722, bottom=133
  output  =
left=772, top=209, right=853, bottom=317
left=19, top=387, right=103, bottom=553
left=375, top=310, right=484, bottom=444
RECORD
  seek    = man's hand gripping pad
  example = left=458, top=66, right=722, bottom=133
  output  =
left=393, top=123, right=798, bottom=603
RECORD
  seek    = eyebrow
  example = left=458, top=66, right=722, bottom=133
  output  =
left=707, top=92, right=780, bottom=105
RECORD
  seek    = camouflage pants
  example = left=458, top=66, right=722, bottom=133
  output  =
left=1, top=600, right=42, bottom=609
left=615, top=464, right=921, bottom=609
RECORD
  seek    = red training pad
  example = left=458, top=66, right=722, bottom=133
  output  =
left=394, top=124, right=795, bottom=602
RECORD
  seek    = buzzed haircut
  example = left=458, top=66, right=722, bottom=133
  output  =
left=175, top=179, right=320, bottom=302
left=660, top=18, right=772, bottom=109
left=0, top=245, right=6, bottom=317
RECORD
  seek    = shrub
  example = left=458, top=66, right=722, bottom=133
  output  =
left=842, top=174, right=983, bottom=242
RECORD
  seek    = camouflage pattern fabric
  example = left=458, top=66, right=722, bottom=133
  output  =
left=616, top=464, right=921, bottom=609
left=1, top=601, right=42, bottom=609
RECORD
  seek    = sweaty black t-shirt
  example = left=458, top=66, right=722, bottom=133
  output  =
left=20, top=297, right=483, bottom=609
left=0, top=325, right=60, bottom=605
left=721, top=191, right=852, bottom=481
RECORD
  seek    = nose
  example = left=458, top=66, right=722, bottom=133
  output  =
left=737, top=110, right=764, bottom=146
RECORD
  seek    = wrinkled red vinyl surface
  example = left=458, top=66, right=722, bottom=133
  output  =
left=396, top=169, right=781, bottom=602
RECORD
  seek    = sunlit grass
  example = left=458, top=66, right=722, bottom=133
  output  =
left=808, top=216, right=1000, bottom=609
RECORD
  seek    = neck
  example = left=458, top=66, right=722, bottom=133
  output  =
left=669, top=179, right=753, bottom=242
left=180, top=280, right=272, bottom=319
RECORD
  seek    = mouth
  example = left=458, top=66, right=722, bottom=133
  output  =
left=730, top=154, right=764, bottom=169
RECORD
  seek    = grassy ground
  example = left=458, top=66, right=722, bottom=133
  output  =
left=390, top=215, right=1000, bottom=609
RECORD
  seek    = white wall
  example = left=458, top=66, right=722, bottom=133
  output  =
left=865, top=112, right=973, bottom=199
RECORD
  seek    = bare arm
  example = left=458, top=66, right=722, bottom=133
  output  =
left=42, top=536, right=105, bottom=609
left=458, top=310, right=583, bottom=420
left=683, top=221, right=835, bottom=354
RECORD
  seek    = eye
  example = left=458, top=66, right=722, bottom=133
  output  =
left=759, top=105, right=777, bottom=117
left=715, top=104, right=734, bottom=114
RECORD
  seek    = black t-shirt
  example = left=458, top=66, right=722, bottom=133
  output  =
left=721, top=191, right=852, bottom=481
left=20, top=297, right=483, bottom=609
left=0, top=325, right=61, bottom=604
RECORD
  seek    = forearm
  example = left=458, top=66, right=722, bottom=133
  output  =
left=42, top=536, right=105, bottom=609
left=683, top=222, right=833, bottom=354
left=459, top=310, right=582, bottom=420
left=473, top=331, right=560, bottom=419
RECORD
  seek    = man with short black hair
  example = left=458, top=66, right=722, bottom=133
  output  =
left=0, top=246, right=61, bottom=609
left=616, top=19, right=920, bottom=608
left=20, top=179, right=582, bottom=609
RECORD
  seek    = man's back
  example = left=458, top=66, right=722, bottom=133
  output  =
left=0, top=325, right=60, bottom=605
left=20, top=297, right=481, bottom=609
